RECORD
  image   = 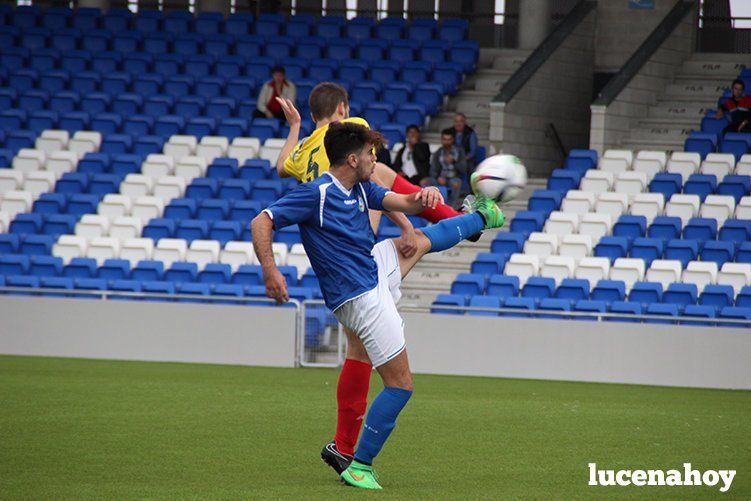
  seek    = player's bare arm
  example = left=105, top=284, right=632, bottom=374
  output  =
left=251, top=212, right=289, bottom=303
left=274, top=97, right=301, bottom=178
left=382, top=187, right=444, bottom=215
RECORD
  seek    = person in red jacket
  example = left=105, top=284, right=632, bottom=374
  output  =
left=717, top=79, right=751, bottom=134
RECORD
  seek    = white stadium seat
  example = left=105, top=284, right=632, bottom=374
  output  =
left=173, top=156, right=208, bottom=180
left=120, top=174, right=154, bottom=198
left=670, top=151, right=701, bottom=169
left=0, top=211, right=9, bottom=233
left=666, top=152, right=700, bottom=181
left=12, top=148, right=46, bottom=173
left=503, top=253, right=540, bottom=287
left=67, top=131, right=101, bottom=156
left=700, top=153, right=735, bottom=179
left=35, top=129, right=69, bottom=153
left=681, top=261, right=718, bottom=291
left=597, top=157, right=629, bottom=175
left=109, top=216, right=143, bottom=240
left=614, top=171, right=648, bottom=198
left=700, top=195, right=736, bottom=226
left=631, top=158, right=662, bottom=182
left=523, top=232, right=558, bottom=258
left=119, top=238, right=155, bottom=265
left=604, top=149, right=634, bottom=165
left=578, top=213, right=613, bottom=242
left=734, top=196, right=751, bottom=221
left=580, top=170, right=614, bottom=194
left=0, top=169, right=24, bottom=196
left=717, top=263, right=751, bottom=294
left=574, top=257, right=611, bottom=283
left=195, top=136, right=229, bottom=163
left=219, top=241, right=257, bottom=271
left=75, top=214, right=111, bottom=238
left=98, top=194, right=133, bottom=218
left=735, top=155, right=751, bottom=176
left=543, top=211, right=579, bottom=237
left=131, top=196, right=165, bottom=223
left=0, top=190, right=33, bottom=218
left=665, top=194, right=701, bottom=224
left=152, top=238, right=188, bottom=268
left=86, top=237, right=121, bottom=265
left=23, top=171, right=57, bottom=198
left=163, top=135, right=197, bottom=159
left=228, top=137, right=261, bottom=164
left=287, top=243, right=311, bottom=277
left=595, top=192, right=629, bottom=219
left=45, top=151, right=79, bottom=176
left=141, top=154, right=175, bottom=178
left=152, top=176, right=187, bottom=200
left=636, top=150, right=667, bottom=168
left=186, top=240, right=221, bottom=269
left=260, top=138, right=287, bottom=165
left=540, top=255, right=576, bottom=285
left=609, top=258, right=646, bottom=291
left=52, top=235, right=87, bottom=263
left=645, top=259, right=683, bottom=289
left=558, top=234, right=593, bottom=261
left=629, top=193, right=665, bottom=224
left=272, top=242, right=289, bottom=265
left=560, top=190, right=596, bottom=215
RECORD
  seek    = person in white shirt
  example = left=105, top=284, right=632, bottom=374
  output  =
left=391, top=125, right=431, bottom=185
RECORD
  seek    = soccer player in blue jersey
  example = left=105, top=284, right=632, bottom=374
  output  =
left=251, top=122, right=505, bottom=490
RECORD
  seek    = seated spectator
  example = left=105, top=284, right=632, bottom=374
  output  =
left=717, top=79, right=751, bottom=134
left=255, top=66, right=297, bottom=122
left=452, top=112, right=479, bottom=174
left=426, top=128, right=467, bottom=207
left=392, top=124, right=431, bottom=185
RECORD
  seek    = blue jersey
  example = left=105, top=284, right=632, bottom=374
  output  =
left=264, top=172, right=392, bottom=310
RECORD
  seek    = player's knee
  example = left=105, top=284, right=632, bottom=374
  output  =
left=346, top=344, right=370, bottom=363
left=392, top=373, right=413, bottom=392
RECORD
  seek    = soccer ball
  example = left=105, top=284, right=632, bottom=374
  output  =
left=472, top=154, right=528, bottom=204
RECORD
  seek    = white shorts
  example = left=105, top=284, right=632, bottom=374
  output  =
left=334, top=239, right=405, bottom=368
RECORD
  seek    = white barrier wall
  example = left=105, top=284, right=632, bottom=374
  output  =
left=0, top=297, right=297, bottom=367
left=404, top=312, right=751, bottom=390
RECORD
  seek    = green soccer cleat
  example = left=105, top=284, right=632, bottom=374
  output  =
left=340, top=461, right=383, bottom=490
left=473, top=195, right=505, bottom=230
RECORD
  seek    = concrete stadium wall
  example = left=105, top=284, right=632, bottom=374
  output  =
left=405, top=312, right=751, bottom=390
left=589, top=3, right=696, bottom=152
left=2, top=297, right=749, bottom=390
left=489, top=8, right=596, bottom=177
left=0, top=297, right=298, bottom=367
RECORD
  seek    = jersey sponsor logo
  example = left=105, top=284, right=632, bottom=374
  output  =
left=344, top=199, right=358, bottom=205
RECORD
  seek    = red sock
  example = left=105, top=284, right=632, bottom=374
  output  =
left=334, top=358, right=372, bottom=457
left=391, top=174, right=463, bottom=223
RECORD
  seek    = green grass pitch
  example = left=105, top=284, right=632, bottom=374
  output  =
left=0, top=355, right=749, bottom=500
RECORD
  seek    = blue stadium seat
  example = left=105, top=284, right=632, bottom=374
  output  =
left=720, top=132, right=751, bottom=160
left=719, top=219, right=751, bottom=244
left=430, top=294, right=466, bottom=315
left=229, top=200, right=261, bottom=224
left=470, top=253, right=507, bottom=276
left=186, top=178, right=220, bottom=200
left=604, top=301, right=642, bottom=322
left=232, top=265, right=263, bottom=287
left=648, top=216, right=683, bottom=241
left=613, top=215, right=647, bottom=240
left=0, top=255, right=30, bottom=276
left=594, top=236, right=630, bottom=263
left=224, top=12, right=253, bottom=36
left=649, top=173, right=683, bottom=199
left=682, top=217, right=717, bottom=244
left=141, top=281, right=176, bottom=301
left=680, top=305, right=717, bottom=326
left=5, top=275, right=40, bottom=296
left=573, top=299, right=607, bottom=321
left=91, top=114, right=123, bottom=136
left=699, top=284, right=735, bottom=311
left=736, top=242, right=751, bottom=263
left=207, top=158, right=239, bottom=179
left=109, top=280, right=143, bottom=300
left=198, top=263, right=232, bottom=285
left=486, top=275, right=519, bottom=298
left=142, top=218, right=176, bottom=241
left=253, top=180, right=283, bottom=204
left=467, top=295, right=502, bottom=317
left=451, top=273, right=485, bottom=296
left=89, top=174, right=124, bottom=196
left=664, top=239, right=699, bottom=267
left=206, top=97, right=238, bottom=121
left=63, top=258, right=97, bottom=279
left=683, top=174, right=717, bottom=202
left=176, top=282, right=211, bottom=303
left=700, top=240, right=735, bottom=267
left=629, top=238, right=663, bottom=267
left=217, top=179, right=252, bottom=201
left=98, top=259, right=131, bottom=281
left=42, top=214, right=77, bottom=236
left=501, top=297, right=536, bottom=318
left=175, top=220, right=209, bottom=242
left=164, top=263, right=199, bottom=284
left=716, top=174, right=751, bottom=202
left=209, top=221, right=242, bottom=245
left=521, top=277, right=555, bottom=300
left=131, top=261, right=165, bottom=282
left=10, top=214, right=44, bottom=235
left=554, top=279, right=590, bottom=302
left=212, top=283, right=246, bottom=304
left=509, top=211, right=545, bottom=236
left=591, top=280, right=626, bottom=303
left=684, top=131, right=717, bottom=159
left=73, top=278, right=108, bottom=299
left=628, top=281, right=663, bottom=306
left=164, top=199, right=198, bottom=220
left=718, top=306, right=751, bottom=327
left=662, top=283, right=698, bottom=307
left=547, top=169, right=581, bottom=192
left=645, top=303, right=680, bottom=324
left=537, top=298, right=572, bottom=319
left=66, top=194, right=101, bottom=216
left=490, top=232, right=526, bottom=256
left=38, top=276, right=74, bottom=297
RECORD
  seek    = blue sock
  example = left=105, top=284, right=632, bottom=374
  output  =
left=353, top=387, right=412, bottom=465
left=421, top=213, right=485, bottom=253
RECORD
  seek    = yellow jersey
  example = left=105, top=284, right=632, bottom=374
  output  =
left=282, top=117, right=370, bottom=182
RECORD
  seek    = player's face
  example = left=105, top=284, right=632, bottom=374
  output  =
left=353, top=145, right=377, bottom=182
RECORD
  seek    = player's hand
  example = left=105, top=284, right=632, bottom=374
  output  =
left=415, top=186, right=443, bottom=209
left=396, top=226, right=418, bottom=258
left=263, top=267, right=289, bottom=303
left=276, top=97, right=301, bottom=127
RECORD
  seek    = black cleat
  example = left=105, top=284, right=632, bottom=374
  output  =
left=321, top=441, right=353, bottom=475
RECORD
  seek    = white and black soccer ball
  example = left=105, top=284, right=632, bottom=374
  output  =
left=472, top=154, right=528, bottom=204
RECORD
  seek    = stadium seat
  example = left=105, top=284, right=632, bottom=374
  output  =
left=486, top=275, right=519, bottom=298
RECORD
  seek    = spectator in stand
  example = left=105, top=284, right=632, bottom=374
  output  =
left=427, top=128, right=467, bottom=207
left=716, top=79, right=751, bottom=134
left=452, top=112, right=479, bottom=174
left=392, top=124, right=431, bottom=186
left=255, top=66, right=297, bottom=122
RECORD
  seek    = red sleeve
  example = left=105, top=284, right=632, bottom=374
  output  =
left=725, top=99, right=739, bottom=111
